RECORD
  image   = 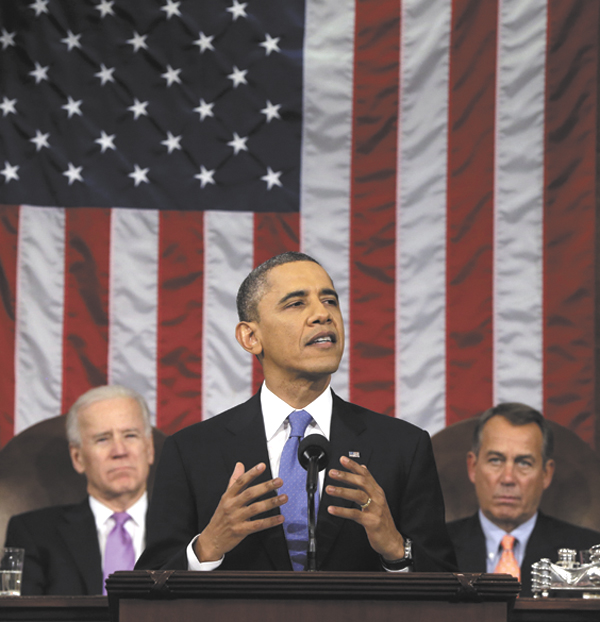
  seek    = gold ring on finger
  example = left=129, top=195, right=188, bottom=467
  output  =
left=360, top=497, right=372, bottom=511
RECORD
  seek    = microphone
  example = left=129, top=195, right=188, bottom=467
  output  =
left=298, top=434, right=330, bottom=571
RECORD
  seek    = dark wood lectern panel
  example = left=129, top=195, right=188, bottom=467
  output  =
left=121, top=597, right=507, bottom=622
left=107, top=571, right=520, bottom=622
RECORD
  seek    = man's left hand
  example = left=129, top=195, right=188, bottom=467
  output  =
left=326, top=456, right=405, bottom=561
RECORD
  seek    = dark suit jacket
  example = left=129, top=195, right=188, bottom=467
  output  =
left=137, top=391, right=457, bottom=572
left=4, top=498, right=103, bottom=595
left=447, top=511, right=600, bottom=596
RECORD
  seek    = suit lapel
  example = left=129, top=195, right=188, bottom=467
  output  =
left=316, top=394, right=370, bottom=567
left=458, top=514, right=488, bottom=572
left=59, top=499, right=103, bottom=594
left=225, top=392, right=292, bottom=570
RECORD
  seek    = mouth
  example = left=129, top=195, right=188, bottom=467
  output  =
left=306, top=332, right=337, bottom=346
left=494, top=495, right=520, bottom=504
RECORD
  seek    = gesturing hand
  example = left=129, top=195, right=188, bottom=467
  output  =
left=194, top=462, right=286, bottom=563
left=326, top=456, right=405, bottom=561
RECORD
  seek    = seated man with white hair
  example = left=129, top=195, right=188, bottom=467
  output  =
left=4, top=385, right=155, bottom=595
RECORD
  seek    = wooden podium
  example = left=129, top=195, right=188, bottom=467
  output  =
left=106, top=571, right=519, bottom=622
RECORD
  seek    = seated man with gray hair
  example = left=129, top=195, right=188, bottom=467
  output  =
left=447, top=402, right=600, bottom=596
left=4, top=385, right=155, bottom=595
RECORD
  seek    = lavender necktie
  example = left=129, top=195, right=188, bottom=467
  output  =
left=103, top=512, right=135, bottom=594
left=279, top=410, right=313, bottom=571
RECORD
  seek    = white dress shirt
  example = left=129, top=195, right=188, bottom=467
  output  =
left=479, top=509, right=538, bottom=572
left=186, top=383, right=332, bottom=570
left=89, top=492, right=148, bottom=567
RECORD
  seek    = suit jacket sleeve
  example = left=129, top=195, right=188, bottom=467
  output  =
left=136, top=433, right=199, bottom=570
left=394, top=428, right=457, bottom=572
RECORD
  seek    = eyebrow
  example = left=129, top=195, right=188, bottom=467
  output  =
left=91, top=427, right=141, bottom=439
left=278, top=287, right=339, bottom=306
left=485, top=450, right=536, bottom=461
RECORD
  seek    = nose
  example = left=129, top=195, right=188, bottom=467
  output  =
left=499, top=463, right=516, bottom=485
left=308, top=299, right=332, bottom=324
left=110, top=436, right=128, bottom=457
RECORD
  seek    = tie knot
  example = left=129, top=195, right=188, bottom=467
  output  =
left=111, top=512, right=131, bottom=527
left=288, top=410, right=312, bottom=438
left=501, top=534, right=516, bottom=551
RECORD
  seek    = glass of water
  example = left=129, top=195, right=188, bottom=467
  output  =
left=0, top=548, right=24, bottom=596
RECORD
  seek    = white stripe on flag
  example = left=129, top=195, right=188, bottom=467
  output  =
left=301, top=0, right=354, bottom=401
left=108, top=208, right=159, bottom=425
left=397, top=0, right=451, bottom=433
left=494, top=0, right=546, bottom=409
left=15, top=206, right=65, bottom=433
left=203, top=210, right=254, bottom=420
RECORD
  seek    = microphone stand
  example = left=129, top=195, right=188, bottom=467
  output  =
left=306, top=455, right=319, bottom=571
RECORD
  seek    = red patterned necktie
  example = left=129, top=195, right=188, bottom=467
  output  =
left=494, top=534, right=520, bottom=580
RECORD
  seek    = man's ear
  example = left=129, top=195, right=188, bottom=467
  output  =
left=542, top=458, right=555, bottom=490
left=69, top=443, right=86, bottom=475
left=466, top=451, right=478, bottom=484
left=235, top=321, right=262, bottom=356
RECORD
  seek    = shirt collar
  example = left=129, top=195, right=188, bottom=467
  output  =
left=479, top=508, right=538, bottom=553
left=260, top=382, right=332, bottom=440
left=89, top=492, right=148, bottom=529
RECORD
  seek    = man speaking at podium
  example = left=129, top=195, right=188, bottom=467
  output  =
left=137, top=252, right=456, bottom=573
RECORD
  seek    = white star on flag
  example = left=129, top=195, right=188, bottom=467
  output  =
left=0, top=97, right=17, bottom=117
left=161, top=65, right=182, bottom=87
left=128, top=98, right=149, bottom=119
left=1, top=161, right=19, bottom=183
left=193, top=98, right=214, bottom=120
left=30, top=130, right=50, bottom=151
left=29, top=0, right=49, bottom=17
left=61, top=30, right=82, bottom=51
left=0, top=29, right=16, bottom=50
left=228, top=66, right=248, bottom=88
left=95, top=64, right=116, bottom=85
left=194, top=32, right=215, bottom=53
left=226, top=0, right=248, bottom=21
left=161, top=0, right=181, bottom=19
left=29, top=62, right=49, bottom=84
left=96, top=0, right=115, bottom=18
left=127, top=31, right=148, bottom=52
left=95, top=131, right=116, bottom=153
left=63, top=163, right=83, bottom=185
left=260, top=34, right=281, bottom=56
left=227, top=132, right=248, bottom=155
left=195, top=165, right=215, bottom=188
left=261, top=167, right=282, bottom=190
left=62, top=96, right=83, bottom=118
left=261, top=100, right=281, bottom=122
left=161, top=132, right=182, bottom=153
left=129, top=164, right=150, bottom=186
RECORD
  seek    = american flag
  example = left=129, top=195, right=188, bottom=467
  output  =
left=0, top=0, right=598, bottom=448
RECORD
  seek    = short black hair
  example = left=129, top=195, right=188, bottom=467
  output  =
left=471, top=402, right=554, bottom=463
left=236, top=251, right=321, bottom=322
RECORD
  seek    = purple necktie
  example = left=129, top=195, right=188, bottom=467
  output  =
left=279, top=410, right=313, bottom=571
left=103, top=512, right=135, bottom=594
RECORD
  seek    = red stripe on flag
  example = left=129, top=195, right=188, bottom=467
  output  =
left=349, top=0, right=399, bottom=416
left=0, top=205, right=19, bottom=446
left=156, top=211, right=205, bottom=433
left=543, top=0, right=598, bottom=444
left=445, top=0, right=497, bottom=424
left=252, top=213, right=300, bottom=395
left=61, top=208, right=111, bottom=414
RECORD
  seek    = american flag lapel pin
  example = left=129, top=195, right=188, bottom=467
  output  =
left=349, top=451, right=360, bottom=458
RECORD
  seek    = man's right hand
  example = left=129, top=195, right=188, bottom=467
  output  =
left=193, top=462, right=286, bottom=562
